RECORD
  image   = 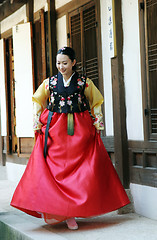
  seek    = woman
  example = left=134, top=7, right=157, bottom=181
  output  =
left=11, top=47, right=130, bottom=230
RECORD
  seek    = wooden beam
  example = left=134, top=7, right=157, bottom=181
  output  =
left=0, top=0, right=28, bottom=22
left=26, top=0, right=33, bottom=23
left=56, top=0, right=91, bottom=19
left=47, top=0, right=57, bottom=76
left=111, top=0, right=129, bottom=188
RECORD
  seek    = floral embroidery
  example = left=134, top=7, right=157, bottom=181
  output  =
left=45, top=83, right=49, bottom=90
left=50, top=93, right=55, bottom=103
left=49, top=75, right=87, bottom=113
left=100, top=122, right=104, bottom=128
left=59, top=97, right=65, bottom=107
left=59, top=101, right=65, bottom=107
left=32, top=102, right=43, bottom=130
left=78, top=94, right=82, bottom=104
left=44, top=78, right=49, bottom=90
left=51, top=78, right=57, bottom=86
left=67, top=96, right=72, bottom=106
left=93, top=113, right=104, bottom=130
left=86, top=83, right=89, bottom=88
left=49, top=76, right=58, bottom=90
left=77, top=79, right=84, bottom=86
left=33, top=111, right=43, bottom=130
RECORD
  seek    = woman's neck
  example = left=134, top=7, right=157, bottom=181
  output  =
left=63, top=72, right=74, bottom=82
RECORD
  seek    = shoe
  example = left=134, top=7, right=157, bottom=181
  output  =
left=66, top=218, right=78, bottom=230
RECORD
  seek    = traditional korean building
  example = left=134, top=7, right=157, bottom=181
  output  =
left=0, top=0, right=157, bottom=220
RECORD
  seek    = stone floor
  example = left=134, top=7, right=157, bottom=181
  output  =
left=0, top=164, right=157, bottom=240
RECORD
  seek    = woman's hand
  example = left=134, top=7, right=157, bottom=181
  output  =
left=36, top=129, right=42, bottom=134
left=34, top=129, right=42, bottom=142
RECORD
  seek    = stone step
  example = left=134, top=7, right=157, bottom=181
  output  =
left=1, top=211, right=157, bottom=240
left=0, top=212, right=67, bottom=240
left=0, top=221, right=32, bottom=240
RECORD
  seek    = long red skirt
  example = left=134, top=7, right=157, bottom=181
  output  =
left=11, top=109, right=130, bottom=223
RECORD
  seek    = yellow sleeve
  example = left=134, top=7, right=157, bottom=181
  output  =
left=84, top=78, right=104, bottom=130
left=32, top=78, right=50, bottom=110
left=32, top=78, right=50, bottom=130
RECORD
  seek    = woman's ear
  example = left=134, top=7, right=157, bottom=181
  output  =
left=72, top=59, right=76, bottom=67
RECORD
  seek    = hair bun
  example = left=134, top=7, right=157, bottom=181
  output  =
left=57, top=47, right=76, bottom=61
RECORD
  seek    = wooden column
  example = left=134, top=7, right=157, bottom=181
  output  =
left=0, top=130, right=3, bottom=165
left=26, top=0, right=35, bottom=93
left=0, top=0, right=27, bottom=22
left=111, top=0, right=129, bottom=188
left=8, top=38, right=15, bottom=153
left=26, top=0, right=34, bottom=23
left=0, top=39, right=7, bottom=165
left=40, top=9, right=47, bottom=80
left=0, top=83, right=3, bottom=165
left=47, top=0, right=57, bottom=76
left=0, top=23, right=2, bottom=165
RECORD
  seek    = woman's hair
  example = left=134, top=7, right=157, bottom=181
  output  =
left=57, top=47, right=77, bottom=70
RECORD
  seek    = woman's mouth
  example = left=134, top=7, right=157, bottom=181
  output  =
left=60, top=69, right=66, bottom=73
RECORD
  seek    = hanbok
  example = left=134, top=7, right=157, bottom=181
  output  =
left=11, top=72, right=130, bottom=224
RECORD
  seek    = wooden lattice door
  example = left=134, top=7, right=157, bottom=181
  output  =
left=145, top=0, right=157, bottom=139
left=69, top=1, right=99, bottom=87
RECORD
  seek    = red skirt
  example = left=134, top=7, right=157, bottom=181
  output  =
left=11, top=109, right=130, bottom=223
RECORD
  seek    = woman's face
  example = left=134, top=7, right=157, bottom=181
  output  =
left=56, top=54, right=76, bottom=80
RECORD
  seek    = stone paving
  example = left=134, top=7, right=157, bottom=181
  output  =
left=0, top=164, right=157, bottom=240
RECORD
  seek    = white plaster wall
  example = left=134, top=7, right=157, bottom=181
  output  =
left=55, top=0, right=72, bottom=9
left=122, top=0, right=144, bottom=140
left=1, top=5, right=26, bottom=34
left=56, top=15, right=67, bottom=49
left=130, top=183, right=157, bottom=220
left=0, top=40, right=7, bottom=136
left=100, top=0, right=114, bottom=136
left=34, top=0, right=47, bottom=13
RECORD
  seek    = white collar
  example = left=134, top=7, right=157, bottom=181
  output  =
left=63, top=72, right=75, bottom=87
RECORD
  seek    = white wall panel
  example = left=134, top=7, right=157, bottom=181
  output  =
left=13, top=23, right=34, bottom=137
left=0, top=39, right=7, bottom=136
left=55, top=0, right=72, bottom=9
left=56, top=15, right=67, bottom=49
left=122, top=0, right=144, bottom=140
left=100, top=0, right=114, bottom=136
